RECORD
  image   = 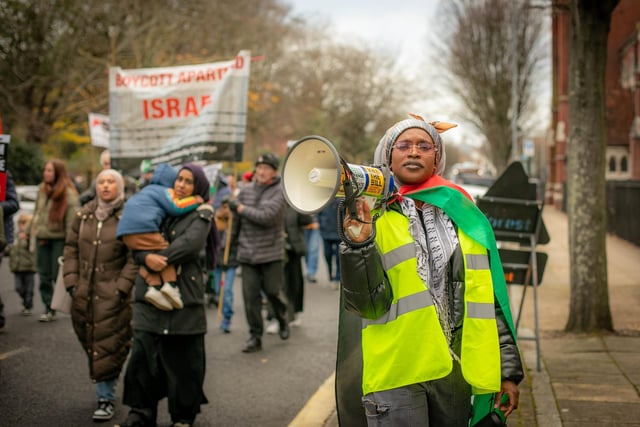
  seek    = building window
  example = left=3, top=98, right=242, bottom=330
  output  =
left=621, top=156, right=628, bottom=172
left=609, top=156, right=617, bottom=172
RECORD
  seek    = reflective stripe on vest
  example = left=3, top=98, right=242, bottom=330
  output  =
left=362, top=289, right=434, bottom=327
left=459, top=229, right=501, bottom=394
left=360, top=209, right=500, bottom=396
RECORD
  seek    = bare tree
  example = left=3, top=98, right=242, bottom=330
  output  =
left=0, top=0, right=411, bottom=171
left=0, top=0, right=294, bottom=146
left=258, top=29, right=415, bottom=163
left=565, top=0, right=619, bottom=333
left=430, top=0, right=547, bottom=173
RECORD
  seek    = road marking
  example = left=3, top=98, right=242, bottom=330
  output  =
left=289, top=372, right=336, bottom=427
left=0, top=347, right=30, bottom=361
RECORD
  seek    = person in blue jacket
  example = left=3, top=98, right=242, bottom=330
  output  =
left=117, top=163, right=204, bottom=311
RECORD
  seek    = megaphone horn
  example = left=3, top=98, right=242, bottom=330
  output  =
left=282, top=135, right=394, bottom=215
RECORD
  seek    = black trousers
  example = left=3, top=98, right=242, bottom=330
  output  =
left=284, top=250, right=305, bottom=319
left=122, top=330, right=207, bottom=424
left=241, top=260, right=288, bottom=337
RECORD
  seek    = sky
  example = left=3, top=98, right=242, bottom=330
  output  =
left=284, top=0, right=480, bottom=148
left=286, top=0, right=440, bottom=78
left=285, top=0, right=551, bottom=156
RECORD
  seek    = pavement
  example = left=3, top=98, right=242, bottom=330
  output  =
left=289, top=206, right=640, bottom=427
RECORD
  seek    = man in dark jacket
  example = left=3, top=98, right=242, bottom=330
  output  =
left=282, top=206, right=313, bottom=326
left=1, top=170, right=19, bottom=248
left=228, top=152, right=289, bottom=353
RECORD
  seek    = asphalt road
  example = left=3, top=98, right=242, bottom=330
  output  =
left=0, top=256, right=340, bottom=427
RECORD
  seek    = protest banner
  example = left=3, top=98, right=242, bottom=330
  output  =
left=109, top=50, right=250, bottom=173
left=88, top=113, right=110, bottom=148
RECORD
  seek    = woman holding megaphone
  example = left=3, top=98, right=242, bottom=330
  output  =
left=335, top=115, right=523, bottom=427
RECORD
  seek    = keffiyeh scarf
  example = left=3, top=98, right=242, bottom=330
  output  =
left=401, top=196, right=459, bottom=353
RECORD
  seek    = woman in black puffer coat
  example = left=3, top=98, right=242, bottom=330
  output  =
left=119, top=163, right=214, bottom=427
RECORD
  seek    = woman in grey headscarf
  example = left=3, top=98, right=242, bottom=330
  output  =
left=336, top=114, right=522, bottom=427
left=63, top=169, right=137, bottom=421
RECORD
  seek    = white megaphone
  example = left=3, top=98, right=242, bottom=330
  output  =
left=282, top=135, right=395, bottom=215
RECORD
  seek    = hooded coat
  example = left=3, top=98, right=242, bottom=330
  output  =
left=129, top=164, right=214, bottom=334
left=116, top=163, right=179, bottom=237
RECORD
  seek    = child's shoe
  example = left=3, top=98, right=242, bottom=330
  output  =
left=145, top=287, right=173, bottom=311
left=160, top=282, right=183, bottom=309
left=21, top=308, right=32, bottom=316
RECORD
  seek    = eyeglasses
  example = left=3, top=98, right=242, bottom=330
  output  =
left=393, top=140, right=435, bottom=153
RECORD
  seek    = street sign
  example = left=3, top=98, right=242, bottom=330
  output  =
left=499, top=248, right=548, bottom=285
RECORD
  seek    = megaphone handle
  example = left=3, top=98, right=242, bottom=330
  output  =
left=337, top=200, right=378, bottom=249
left=342, top=179, right=359, bottom=220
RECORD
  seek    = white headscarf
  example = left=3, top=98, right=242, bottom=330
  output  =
left=94, top=169, right=125, bottom=221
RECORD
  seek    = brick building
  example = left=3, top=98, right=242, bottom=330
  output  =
left=548, top=0, right=640, bottom=208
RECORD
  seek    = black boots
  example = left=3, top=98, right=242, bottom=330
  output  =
left=242, top=319, right=288, bottom=353
left=242, top=336, right=262, bottom=353
left=278, top=321, right=290, bottom=340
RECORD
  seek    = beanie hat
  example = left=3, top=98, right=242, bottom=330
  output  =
left=140, top=159, right=153, bottom=174
left=255, top=153, right=280, bottom=170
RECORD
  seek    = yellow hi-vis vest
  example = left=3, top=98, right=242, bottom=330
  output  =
left=360, top=209, right=501, bottom=395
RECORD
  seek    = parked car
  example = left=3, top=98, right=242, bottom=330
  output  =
left=446, top=162, right=496, bottom=201
left=16, top=185, right=39, bottom=214
left=454, top=173, right=496, bottom=201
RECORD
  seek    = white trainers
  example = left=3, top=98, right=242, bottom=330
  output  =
left=145, top=287, right=174, bottom=311
left=93, top=399, right=115, bottom=421
left=160, top=283, right=184, bottom=309
left=290, top=314, right=302, bottom=327
left=38, top=312, right=55, bottom=322
left=265, top=320, right=279, bottom=335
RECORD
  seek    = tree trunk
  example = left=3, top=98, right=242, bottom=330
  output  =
left=565, top=0, right=619, bottom=332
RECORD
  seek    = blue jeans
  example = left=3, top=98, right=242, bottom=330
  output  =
left=304, top=228, right=321, bottom=278
left=322, top=239, right=341, bottom=281
left=96, top=378, right=117, bottom=402
left=214, top=267, right=236, bottom=321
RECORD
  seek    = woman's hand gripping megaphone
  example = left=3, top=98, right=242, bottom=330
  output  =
left=342, top=197, right=373, bottom=243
